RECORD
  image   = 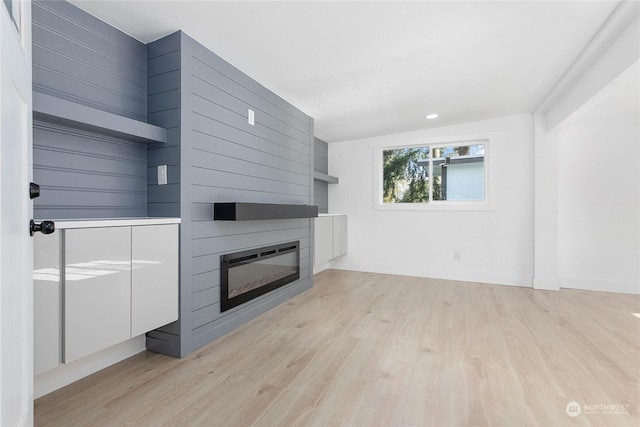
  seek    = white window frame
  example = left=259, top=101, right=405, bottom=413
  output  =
left=372, top=133, right=499, bottom=211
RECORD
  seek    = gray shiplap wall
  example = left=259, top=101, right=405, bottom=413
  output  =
left=31, top=2, right=314, bottom=358
left=314, top=137, right=329, bottom=214
left=147, top=32, right=181, bottom=219
left=32, top=0, right=148, bottom=219
left=32, top=0, right=147, bottom=121
left=314, top=137, right=328, bottom=174
left=144, top=32, right=183, bottom=349
left=146, top=32, right=314, bottom=358
left=33, top=122, right=147, bottom=219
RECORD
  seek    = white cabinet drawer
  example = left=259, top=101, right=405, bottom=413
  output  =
left=64, top=227, right=131, bottom=363
left=35, top=221, right=179, bottom=371
left=332, top=215, right=348, bottom=258
left=34, top=233, right=61, bottom=375
left=131, top=224, right=179, bottom=336
left=314, top=216, right=334, bottom=265
left=314, top=215, right=348, bottom=268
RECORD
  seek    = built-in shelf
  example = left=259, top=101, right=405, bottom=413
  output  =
left=214, top=202, right=318, bottom=221
left=314, top=171, right=339, bottom=184
left=32, top=92, right=167, bottom=144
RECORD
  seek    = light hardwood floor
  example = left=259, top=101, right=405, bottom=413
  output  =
left=36, top=270, right=640, bottom=426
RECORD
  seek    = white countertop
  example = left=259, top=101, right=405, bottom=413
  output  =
left=47, top=217, right=181, bottom=229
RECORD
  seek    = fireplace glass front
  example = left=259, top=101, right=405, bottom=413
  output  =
left=221, top=241, right=300, bottom=312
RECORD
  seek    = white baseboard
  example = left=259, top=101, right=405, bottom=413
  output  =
left=533, top=276, right=560, bottom=291
left=313, top=262, right=330, bottom=275
left=328, top=260, right=532, bottom=288
left=559, top=276, right=640, bottom=295
left=34, top=336, right=146, bottom=399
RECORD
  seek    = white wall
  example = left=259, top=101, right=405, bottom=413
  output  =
left=328, top=114, right=534, bottom=287
left=545, top=13, right=639, bottom=130
left=555, top=67, right=639, bottom=294
left=325, top=6, right=639, bottom=294
left=532, top=113, right=559, bottom=290
left=534, top=5, right=640, bottom=294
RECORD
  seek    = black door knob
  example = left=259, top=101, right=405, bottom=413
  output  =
left=30, top=220, right=55, bottom=236
left=29, top=182, right=41, bottom=199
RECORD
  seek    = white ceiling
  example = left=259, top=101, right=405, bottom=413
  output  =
left=69, top=0, right=620, bottom=143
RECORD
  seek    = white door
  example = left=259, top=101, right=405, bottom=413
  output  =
left=1, top=0, right=33, bottom=425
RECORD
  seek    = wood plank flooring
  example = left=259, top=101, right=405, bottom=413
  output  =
left=35, top=270, right=640, bottom=426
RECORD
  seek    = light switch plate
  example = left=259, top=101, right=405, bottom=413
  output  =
left=157, top=165, right=168, bottom=185
left=248, top=109, right=255, bottom=126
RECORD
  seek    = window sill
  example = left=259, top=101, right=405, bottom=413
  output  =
left=374, top=201, right=494, bottom=212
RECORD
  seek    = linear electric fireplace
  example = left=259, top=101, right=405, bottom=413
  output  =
left=220, top=241, right=300, bottom=312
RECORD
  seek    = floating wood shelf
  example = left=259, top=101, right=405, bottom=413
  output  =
left=214, top=202, right=318, bottom=221
left=33, top=92, right=167, bottom=144
left=314, top=171, right=339, bottom=184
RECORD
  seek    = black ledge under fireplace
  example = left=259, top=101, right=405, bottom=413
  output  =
left=220, top=241, right=300, bottom=312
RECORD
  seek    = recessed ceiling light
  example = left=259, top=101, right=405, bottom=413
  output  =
left=425, top=113, right=439, bottom=120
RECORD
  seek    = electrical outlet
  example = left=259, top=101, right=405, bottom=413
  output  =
left=453, top=250, right=461, bottom=261
left=157, top=165, right=168, bottom=185
left=248, top=109, right=255, bottom=126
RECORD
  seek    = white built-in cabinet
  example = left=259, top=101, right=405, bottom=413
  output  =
left=314, top=214, right=348, bottom=267
left=34, top=232, right=62, bottom=375
left=64, top=227, right=133, bottom=363
left=34, top=221, right=179, bottom=373
left=314, top=216, right=334, bottom=264
left=332, top=215, right=348, bottom=258
left=131, top=225, right=179, bottom=336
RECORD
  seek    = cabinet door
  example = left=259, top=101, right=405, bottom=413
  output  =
left=131, top=224, right=179, bottom=336
left=64, top=227, right=131, bottom=363
left=314, top=216, right=333, bottom=265
left=34, top=233, right=61, bottom=375
left=332, top=215, right=348, bottom=258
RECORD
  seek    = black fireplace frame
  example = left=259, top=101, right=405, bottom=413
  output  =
left=220, top=241, right=300, bottom=312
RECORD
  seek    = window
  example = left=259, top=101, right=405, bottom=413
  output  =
left=380, top=141, right=486, bottom=206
